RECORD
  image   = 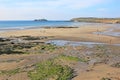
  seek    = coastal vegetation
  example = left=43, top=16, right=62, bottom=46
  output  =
left=56, top=55, right=88, bottom=62
left=0, top=68, right=20, bottom=76
left=28, top=59, right=74, bottom=80
left=101, top=77, right=111, bottom=80
left=71, top=17, right=120, bottom=23
left=0, top=36, right=59, bottom=55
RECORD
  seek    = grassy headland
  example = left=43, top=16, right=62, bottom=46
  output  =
left=71, top=17, right=120, bottom=24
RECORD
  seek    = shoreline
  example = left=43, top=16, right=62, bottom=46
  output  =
left=0, top=25, right=120, bottom=44
left=0, top=26, right=79, bottom=32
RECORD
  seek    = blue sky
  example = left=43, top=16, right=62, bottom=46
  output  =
left=0, top=0, right=120, bottom=20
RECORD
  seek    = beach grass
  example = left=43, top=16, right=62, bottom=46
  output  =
left=39, top=44, right=57, bottom=52
left=57, top=55, right=88, bottom=62
left=28, top=59, right=74, bottom=80
left=0, top=68, right=20, bottom=76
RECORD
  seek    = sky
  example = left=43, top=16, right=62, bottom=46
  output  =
left=0, top=0, right=120, bottom=20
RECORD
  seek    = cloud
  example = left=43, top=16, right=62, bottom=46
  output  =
left=57, top=0, right=106, bottom=9
left=0, top=0, right=110, bottom=20
left=0, top=0, right=107, bottom=9
left=97, top=8, right=107, bottom=12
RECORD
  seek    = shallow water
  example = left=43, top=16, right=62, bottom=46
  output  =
left=94, top=28, right=120, bottom=37
left=0, top=21, right=95, bottom=30
left=46, top=40, right=120, bottom=47
left=93, top=24, right=120, bottom=37
left=46, top=40, right=106, bottom=47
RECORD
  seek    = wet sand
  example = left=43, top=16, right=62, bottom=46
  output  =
left=0, top=25, right=120, bottom=80
left=0, top=26, right=120, bottom=44
left=73, top=64, right=120, bottom=80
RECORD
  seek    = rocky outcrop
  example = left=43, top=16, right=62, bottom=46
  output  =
left=34, top=19, right=48, bottom=21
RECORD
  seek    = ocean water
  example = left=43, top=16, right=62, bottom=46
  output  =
left=0, top=21, right=90, bottom=30
left=0, top=21, right=120, bottom=32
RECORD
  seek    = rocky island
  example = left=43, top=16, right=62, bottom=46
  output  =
left=34, top=19, right=48, bottom=21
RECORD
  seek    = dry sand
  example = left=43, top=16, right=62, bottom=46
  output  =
left=73, top=64, right=120, bottom=80
left=0, top=26, right=120, bottom=44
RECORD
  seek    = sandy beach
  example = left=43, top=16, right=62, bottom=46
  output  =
left=0, top=25, right=120, bottom=80
left=0, top=26, right=120, bottom=44
left=1, top=0, right=120, bottom=79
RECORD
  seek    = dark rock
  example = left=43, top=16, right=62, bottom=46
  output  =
left=34, top=19, right=47, bottom=21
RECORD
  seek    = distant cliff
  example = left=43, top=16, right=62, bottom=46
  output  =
left=34, top=19, right=48, bottom=21
left=71, top=17, right=120, bottom=24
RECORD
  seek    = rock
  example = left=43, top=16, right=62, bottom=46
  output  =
left=10, top=38, right=25, bottom=44
left=34, top=19, right=47, bottom=21
left=0, top=37, right=10, bottom=42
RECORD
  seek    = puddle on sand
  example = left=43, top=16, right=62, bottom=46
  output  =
left=46, top=40, right=106, bottom=47
left=93, top=26, right=120, bottom=37
left=94, top=29, right=120, bottom=37
left=46, top=40, right=120, bottom=47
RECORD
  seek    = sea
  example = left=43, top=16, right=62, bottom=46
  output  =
left=0, top=21, right=85, bottom=30
left=0, top=20, right=120, bottom=31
